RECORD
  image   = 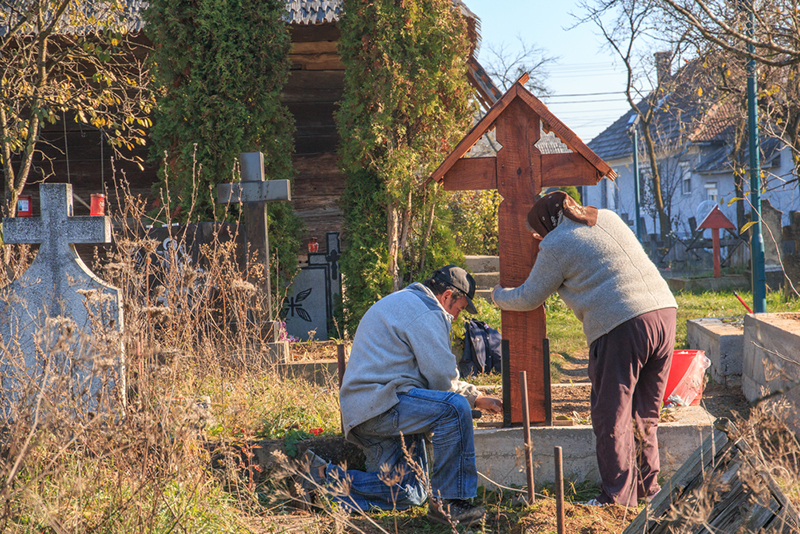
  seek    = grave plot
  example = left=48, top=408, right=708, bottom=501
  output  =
left=743, top=313, right=800, bottom=434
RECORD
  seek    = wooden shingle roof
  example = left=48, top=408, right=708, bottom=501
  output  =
left=285, top=0, right=342, bottom=25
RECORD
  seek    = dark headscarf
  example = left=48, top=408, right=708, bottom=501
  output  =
left=526, top=191, right=598, bottom=238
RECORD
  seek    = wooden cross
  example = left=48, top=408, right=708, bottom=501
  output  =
left=217, top=152, right=291, bottom=322
left=426, top=78, right=616, bottom=425
left=697, top=206, right=736, bottom=278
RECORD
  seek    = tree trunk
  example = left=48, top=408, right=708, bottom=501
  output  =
left=387, top=204, right=401, bottom=292
left=642, top=122, right=670, bottom=243
left=419, top=192, right=437, bottom=277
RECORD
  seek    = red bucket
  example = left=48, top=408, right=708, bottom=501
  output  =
left=663, top=350, right=709, bottom=406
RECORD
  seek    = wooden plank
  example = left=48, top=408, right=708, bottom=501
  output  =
left=426, top=84, right=516, bottom=185
left=514, top=87, right=616, bottom=180
left=625, top=425, right=731, bottom=533
left=626, top=421, right=800, bottom=534
left=495, top=97, right=546, bottom=424
left=441, top=157, right=496, bottom=191
left=290, top=54, right=344, bottom=71
left=541, top=153, right=603, bottom=187
left=291, top=41, right=338, bottom=54
left=289, top=23, right=340, bottom=43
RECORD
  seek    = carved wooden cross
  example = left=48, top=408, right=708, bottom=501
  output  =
left=426, top=78, right=616, bottom=425
left=217, top=152, right=291, bottom=323
left=697, top=206, right=736, bottom=278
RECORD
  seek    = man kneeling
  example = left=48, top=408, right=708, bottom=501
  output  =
left=302, top=265, right=501, bottom=527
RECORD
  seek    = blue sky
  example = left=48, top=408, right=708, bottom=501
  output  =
left=466, top=0, right=632, bottom=143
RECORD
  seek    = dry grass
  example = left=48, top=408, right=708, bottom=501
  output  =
left=1, top=178, right=799, bottom=533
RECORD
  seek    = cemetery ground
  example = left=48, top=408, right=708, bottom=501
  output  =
left=1, top=196, right=799, bottom=533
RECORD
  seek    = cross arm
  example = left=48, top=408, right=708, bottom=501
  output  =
left=217, top=180, right=292, bottom=204
left=540, top=153, right=603, bottom=187
left=440, top=157, right=497, bottom=191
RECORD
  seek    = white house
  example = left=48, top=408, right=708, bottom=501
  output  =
left=583, top=61, right=799, bottom=242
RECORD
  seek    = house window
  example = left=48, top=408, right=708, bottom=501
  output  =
left=680, top=162, right=691, bottom=195
left=682, top=176, right=692, bottom=195
left=704, top=181, right=718, bottom=203
left=601, top=178, right=608, bottom=209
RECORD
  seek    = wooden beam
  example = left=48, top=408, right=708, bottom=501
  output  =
left=291, top=41, right=338, bottom=54
left=514, top=88, right=617, bottom=180
left=441, top=157, right=497, bottom=191
left=426, top=85, right=517, bottom=185
left=541, top=153, right=603, bottom=187
left=290, top=54, right=344, bottom=71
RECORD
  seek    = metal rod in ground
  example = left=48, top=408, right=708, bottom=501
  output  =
left=337, top=344, right=346, bottom=390
left=337, top=344, right=346, bottom=433
left=519, top=371, right=535, bottom=503
left=555, top=446, right=565, bottom=534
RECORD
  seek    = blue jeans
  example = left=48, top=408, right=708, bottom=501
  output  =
left=326, top=388, right=477, bottom=512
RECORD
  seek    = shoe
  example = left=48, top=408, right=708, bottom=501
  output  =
left=427, top=498, right=486, bottom=527
left=584, top=497, right=605, bottom=506
left=298, top=449, right=328, bottom=488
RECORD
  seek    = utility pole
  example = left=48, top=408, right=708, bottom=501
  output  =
left=628, top=114, right=643, bottom=242
left=746, top=0, right=767, bottom=313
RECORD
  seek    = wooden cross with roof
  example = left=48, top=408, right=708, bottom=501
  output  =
left=425, top=75, right=616, bottom=425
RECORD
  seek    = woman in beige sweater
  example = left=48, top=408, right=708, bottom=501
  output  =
left=492, top=191, right=677, bottom=507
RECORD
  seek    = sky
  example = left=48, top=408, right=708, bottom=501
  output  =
left=466, top=0, right=633, bottom=143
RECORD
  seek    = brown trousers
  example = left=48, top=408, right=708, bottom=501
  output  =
left=588, top=307, right=677, bottom=506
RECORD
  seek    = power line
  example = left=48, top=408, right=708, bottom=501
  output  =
left=545, top=98, right=628, bottom=105
left=545, top=91, right=624, bottom=98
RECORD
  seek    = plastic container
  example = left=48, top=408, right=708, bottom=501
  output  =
left=90, top=194, right=106, bottom=216
left=662, top=350, right=710, bottom=406
left=17, top=195, right=33, bottom=217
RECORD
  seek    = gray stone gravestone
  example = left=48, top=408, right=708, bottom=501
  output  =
left=283, top=232, right=341, bottom=341
left=782, top=211, right=800, bottom=294
left=761, top=200, right=785, bottom=290
left=0, top=183, right=124, bottom=414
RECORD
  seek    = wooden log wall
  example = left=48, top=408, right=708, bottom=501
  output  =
left=285, top=23, right=347, bottom=257
left=6, top=25, right=349, bottom=262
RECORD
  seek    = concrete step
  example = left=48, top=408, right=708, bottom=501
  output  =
left=472, top=271, right=499, bottom=289
left=465, top=255, right=499, bottom=274
left=474, top=289, right=494, bottom=302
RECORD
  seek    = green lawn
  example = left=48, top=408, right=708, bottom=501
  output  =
left=544, top=289, right=800, bottom=355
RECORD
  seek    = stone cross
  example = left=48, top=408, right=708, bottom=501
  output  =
left=0, top=183, right=124, bottom=412
left=217, top=152, right=291, bottom=325
left=426, top=78, right=615, bottom=425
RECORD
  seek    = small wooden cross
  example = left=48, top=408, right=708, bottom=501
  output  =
left=698, top=206, right=736, bottom=278
left=217, top=152, right=291, bottom=322
left=426, top=77, right=616, bottom=425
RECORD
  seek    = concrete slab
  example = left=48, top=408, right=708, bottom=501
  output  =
left=742, top=313, right=800, bottom=433
left=465, top=255, right=499, bottom=273
left=665, top=275, right=749, bottom=293
left=686, top=317, right=743, bottom=387
left=472, top=271, right=500, bottom=287
left=279, top=359, right=339, bottom=386
left=474, top=405, right=715, bottom=488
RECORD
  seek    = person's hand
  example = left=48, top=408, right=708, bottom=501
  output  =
left=491, top=284, right=503, bottom=305
left=475, top=395, right=502, bottom=414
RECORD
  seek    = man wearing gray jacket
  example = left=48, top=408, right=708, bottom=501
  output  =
left=310, top=265, right=501, bottom=527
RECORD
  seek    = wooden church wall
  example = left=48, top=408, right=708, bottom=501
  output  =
left=285, top=22, right=346, bottom=256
